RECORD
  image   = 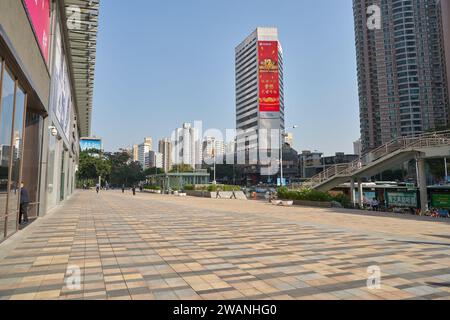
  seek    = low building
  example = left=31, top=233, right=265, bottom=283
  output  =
left=148, top=170, right=210, bottom=192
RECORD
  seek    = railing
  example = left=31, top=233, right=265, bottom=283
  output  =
left=301, top=130, right=450, bottom=189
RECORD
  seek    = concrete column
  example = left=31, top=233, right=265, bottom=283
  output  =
left=358, top=178, right=364, bottom=208
left=417, top=157, right=428, bottom=213
left=350, top=179, right=356, bottom=205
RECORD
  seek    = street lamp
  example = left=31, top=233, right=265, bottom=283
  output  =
left=280, top=125, right=298, bottom=186
left=211, top=138, right=217, bottom=185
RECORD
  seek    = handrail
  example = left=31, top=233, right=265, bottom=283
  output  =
left=302, top=130, right=450, bottom=189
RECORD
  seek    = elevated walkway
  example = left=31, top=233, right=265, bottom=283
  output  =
left=299, top=130, right=450, bottom=212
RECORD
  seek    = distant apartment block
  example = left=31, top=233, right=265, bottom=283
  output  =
left=353, top=0, right=450, bottom=152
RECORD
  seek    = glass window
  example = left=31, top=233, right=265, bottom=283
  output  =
left=0, top=59, right=3, bottom=241
left=0, top=68, right=15, bottom=237
left=7, top=86, right=25, bottom=236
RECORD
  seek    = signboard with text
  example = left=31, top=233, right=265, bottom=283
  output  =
left=387, top=192, right=418, bottom=208
left=23, top=0, right=51, bottom=63
left=431, top=194, right=450, bottom=209
left=258, top=41, right=280, bottom=114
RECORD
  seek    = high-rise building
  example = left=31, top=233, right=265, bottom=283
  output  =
left=353, top=0, right=450, bottom=152
left=437, top=0, right=450, bottom=109
left=138, top=137, right=153, bottom=169
left=132, top=144, right=139, bottom=162
left=202, top=137, right=225, bottom=164
left=284, top=132, right=294, bottom=147
left=158, top=138, right=173, bottom=172
left=353, top=139, right=362, bottom=156
left=235, top=27, right=285, bottom=173
left=173, top=123, right=202, bottom=169
left=148, top=151, right=163, bottom=169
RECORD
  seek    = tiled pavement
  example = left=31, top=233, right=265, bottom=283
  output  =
left=0, top=190, right=449, bottom=300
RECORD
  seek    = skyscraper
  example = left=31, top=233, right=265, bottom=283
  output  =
left=437, top=0, right=450, bottom=107
left=202, top=137, right=225, bottom=164
left=353, top=0, right=450, bottom=152
left=158, top=138, right=173, bottom=172
left=132, top=144, right=139, bottom=162
left=173, top=123, right=202, bottom=169
left=235, top=27, right=285, bottom=174
left=138, top=137, right=153, bottom=169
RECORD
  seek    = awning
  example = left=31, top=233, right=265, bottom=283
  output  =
left=63, top=0, right=99, bottom=137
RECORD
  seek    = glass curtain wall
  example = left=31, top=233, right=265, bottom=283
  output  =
left=0, top=57, right=27, bottom=240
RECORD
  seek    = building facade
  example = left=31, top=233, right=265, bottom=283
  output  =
left=158, top=137, right=173, bottom=173
left=202, top=137, right=225, bottom=165
left=353, top=0, right=450, bottom=152
left=148, top=151, right=163, bottom=169
left=132, top=144, right=139, bottom=162
left=138, top=137, right=152, bottom=169
left=437, top=0, right=450, bottom=105
left=173, top=123, right=202, bottom=169
left=0, top=0, right=99, bottom=241
left=235, top=27, right=285, bottom=176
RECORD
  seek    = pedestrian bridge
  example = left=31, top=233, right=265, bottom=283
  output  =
left=300, top=131, right=450, bottom=206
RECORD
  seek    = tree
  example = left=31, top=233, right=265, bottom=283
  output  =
left=105, top=151, right=145, bottom=186
left=77, top=150, right=111, bottom=186
left=144, top=167, right=165, bottom=176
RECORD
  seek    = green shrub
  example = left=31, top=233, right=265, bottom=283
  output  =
left=184, top=184, right=195, bottom=191
left=277, top=187, right=332, bottom=202
left=144, top=185, right=161, bottom=190
left=277, top=188, right=352, bottom=206
left=207, top=185, right=241, bottom=192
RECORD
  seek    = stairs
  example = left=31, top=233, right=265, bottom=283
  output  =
left=299, top=130, right=450, bottom=192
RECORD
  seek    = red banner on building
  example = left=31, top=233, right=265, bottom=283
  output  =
left=24, top=0, right=51, bottom=63
left=258, top=41, right=280, bottom=113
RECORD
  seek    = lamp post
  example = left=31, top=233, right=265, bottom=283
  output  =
left=212, top=138, right=217, bottom=185
left=280, top=125, right=298, bottom=186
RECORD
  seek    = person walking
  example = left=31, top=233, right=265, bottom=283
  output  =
left=132, top=186, right=136, bottom=196
left=216, top=187, right=222, bottom=199
left=121, top=184, right=125, bottom=193
left=230, top=187, right=237, bottom=199
left=19, top=182, right=29, bottom=225
left=96, top=183, right=100, bottom=194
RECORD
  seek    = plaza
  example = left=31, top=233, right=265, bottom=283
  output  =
left=0, top=191, right=449, bottom=300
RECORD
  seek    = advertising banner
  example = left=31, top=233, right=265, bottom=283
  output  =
left=23, top=0, right=51, bottom=63
left=258, top=41, right=280, bottom=113
left=387, top=192, right=418, bottom=207
left=431, top=194, right=450, bottom=208
left=80, top=139, right=102, bottom=151
left=50, top=24, right=72, bottom=142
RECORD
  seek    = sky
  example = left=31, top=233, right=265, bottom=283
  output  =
left=92, top=0, right=360, bottom=156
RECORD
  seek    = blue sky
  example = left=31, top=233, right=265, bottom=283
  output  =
left=92, top=0, right=360, bottom=155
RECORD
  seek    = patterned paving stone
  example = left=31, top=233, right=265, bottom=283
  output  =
left=0, top=190, right=449, bottom=300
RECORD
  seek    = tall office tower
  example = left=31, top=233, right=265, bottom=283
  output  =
left=235, top=27, right=285, bottom=173
left=202, top=137, right=225, bottom=164
left=353, top=139, right=362, bottom=156
left=158, top=138, right=173, bottom=172
left=132, top=144, right=139, bottom=162
left=283, top=132, right=294, bottom=147
left=353, top=0, right=450, bottom=152
left=173, top=123, right=202, bottom=169
left=148, top=151, right=163, bottom=169
left=138, top=137, right=153, bottom=169
left=437, top=0, right=450, bottom=109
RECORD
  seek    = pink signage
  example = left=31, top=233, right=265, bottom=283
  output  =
left=23, top=0, right=51, bottom=63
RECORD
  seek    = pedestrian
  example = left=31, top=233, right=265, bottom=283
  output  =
left=132, top=186, right=136, bottom=196
left=139, top=185, right=143, bottom=192
left=121, top=184, right=125, bottom=193
left=96, top=183, right=100, bottom=194
left=19, top=182, right=29, bottom=225
left=371, top=198, right=379, bottom=211
left=216, top=187, right=221, bottom=199
left=230, top=187, right=237, bottom=199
